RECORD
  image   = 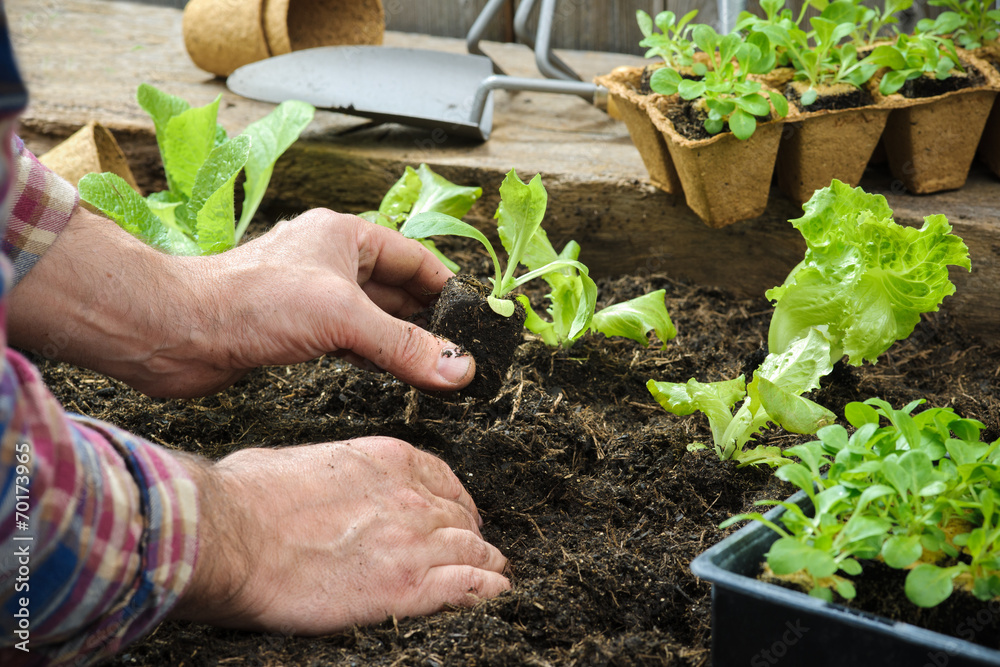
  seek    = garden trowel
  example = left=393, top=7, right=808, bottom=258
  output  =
left=226, top=0, right=606, bottom=142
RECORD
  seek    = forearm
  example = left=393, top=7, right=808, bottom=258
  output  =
left=6, top=205, right=222, bottom=396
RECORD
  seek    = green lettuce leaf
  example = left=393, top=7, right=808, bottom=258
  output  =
left=647, top=376, right=747, bottom=450
left=376, top=166, right=422, bottom=227
left=236, top=100, right=315, bottom=239
left=406, top=163, right=483, bottom=220
left=182, top=135, right=251, bottom=254
left=495, top=170, right=548, bottom=295
left=591, top=290, right=677, bottom=347
left=79, top=173, right=199, bottom=255
left=766, top=180, right=971, bottom=366
left=162, top=95, right=222, bottom=200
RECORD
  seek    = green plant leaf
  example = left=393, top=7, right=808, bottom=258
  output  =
left=768, top=536, right=838, bottom=578
left=495, top=170, right=548, bottom=296
left=590, top=289, right=677, bottom=347
left=648, top=376, right=747, bottom=451
left=488, top=296, right=516, bottom=317
left=79, top=172, right=200, bottom=255
left=236, top=100, right=315, bottom=240
left=137, top=83, right=192, bottom=155
left=184, top=134, right=252, bottom=254
left=162, top=95, right=222, bottom=200
left=756, top=376, right=837, bottom=434
left=766, top=180, right=970, bottom=366
left=407, top=164, right=484, bottom=221
left=403, top=211, right=502, bottom=293
left=518, top=294, right=559, bottom=347
left=882, top=534, right=924, bottom=568
left=649, top=67, right=682, bottom=95
left=374, top=166, right=422, bottom=228
left=728, top=108, right=757, bottom=140
left=906, top=563, right=959, bottom=607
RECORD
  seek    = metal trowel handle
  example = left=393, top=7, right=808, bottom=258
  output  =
left=467, top=0, right=587, bottom=82
left=469, top=76, right=608, bottom=139
left=465, top=0, right=609, bottom=139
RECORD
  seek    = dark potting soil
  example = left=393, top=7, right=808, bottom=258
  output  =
left=640, top=64, right=662, bottom=95
left=850, top=560, right=1000, bottom=650
left=665, top=100, right=717, bottom=141
left=784, top=83, right=874, bottom=112
left=27, top=235, right=1000, bottom=667
left=899, top=61, right=987, bottom=99
left=427, top=274, right=526, bottom=400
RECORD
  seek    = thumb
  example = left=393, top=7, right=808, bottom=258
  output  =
left=345, top=302, right=475, bottom=392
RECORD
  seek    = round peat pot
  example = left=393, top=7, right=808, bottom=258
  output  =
left=646, top=95, right=785, bottom=228
left=595, top=67, right=682, bottom=195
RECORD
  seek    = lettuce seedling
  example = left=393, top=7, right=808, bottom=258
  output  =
left=805, top=0, right=914, bottom=47
left=360, top=164, right=482, bottom=272
left=636, top=9, right=700, bottom=69
left=917, top=0, right=1000, bottom=50
left=648, top=180, right=971, bottom=466
left=864, top=33, right=965, bottom=95
left=79, top=84, right=314, bottom=255
left=751, top=13, right=879, bottom=105
left=650, top=25, right=789, bottom=140
left=511, top=230, right=676, bottom=349
left=724, top=398, right=1000, bottom=607
left=401, top=169, right=592, bottom=320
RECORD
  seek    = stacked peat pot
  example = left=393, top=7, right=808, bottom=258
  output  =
left=182, top=0, right=385, bottom=78
left=601, top=1, right=1000, bottom=228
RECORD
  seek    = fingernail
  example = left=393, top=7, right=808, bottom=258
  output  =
left=437, top=347, right=474, bottom=386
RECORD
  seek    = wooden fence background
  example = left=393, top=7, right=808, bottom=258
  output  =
left=116, top=0, right=957, bottom=54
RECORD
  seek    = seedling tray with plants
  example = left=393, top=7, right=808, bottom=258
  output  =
left=603, top=0, right=1000, bottom=227
left=692, top=488, right=1000, bottom=667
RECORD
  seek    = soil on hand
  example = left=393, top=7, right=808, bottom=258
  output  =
left=428, top=274, right=526, bottom=400
left=785, top=80, right=874, bottom=112
left=30, top=234, right=1000, bottom=666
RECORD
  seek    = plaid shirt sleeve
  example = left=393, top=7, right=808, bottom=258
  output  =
left=2, top=134, right=78, bottom=285
left=0, top=9, right=200, bottom=664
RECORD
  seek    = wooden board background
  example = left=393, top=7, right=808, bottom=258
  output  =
left=112, top=0, right=946, bottom=54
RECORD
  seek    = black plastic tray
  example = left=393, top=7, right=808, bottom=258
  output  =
left=690, top=492, right=1000, bottom=666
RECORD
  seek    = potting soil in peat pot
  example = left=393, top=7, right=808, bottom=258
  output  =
left=428, top=274, right=526, bottom=400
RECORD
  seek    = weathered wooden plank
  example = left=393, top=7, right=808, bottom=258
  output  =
left=103, top=0, right=949, bottom=54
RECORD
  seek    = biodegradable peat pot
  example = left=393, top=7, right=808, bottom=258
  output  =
left=183, top=0, right=271, bottom=77
left=183, top=0, right=385, bottom=77
left=38, top=121, right=139, bottom=193
left=264, top=0, right=384, bottom=56
left=875, top=53, right=1000, bottom=194
left=776, top=83, right=891, bottom=204
left=645, top=95, right=785, bottom=227
left=594, top=67, right=682, bottom=195
left=691, top=493, right=1000, bottom=667
left=428, top=275, right=525, bottom=401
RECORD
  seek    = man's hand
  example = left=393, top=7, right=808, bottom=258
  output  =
left=8, top=207, right=474, bottom=397
left=170, top=437, right=510, bottom=633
